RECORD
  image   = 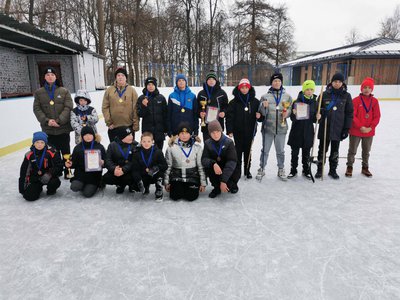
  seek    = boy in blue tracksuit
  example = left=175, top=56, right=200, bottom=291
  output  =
left=167, top=74, right=199, bottom=137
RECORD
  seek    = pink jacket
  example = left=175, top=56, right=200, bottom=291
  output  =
left=349, top=94, right=380, bottom=137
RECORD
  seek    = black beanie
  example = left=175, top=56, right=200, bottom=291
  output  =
left=206, top=70, right=217, bottom=81
left=177, top=122, right=192, bottom=135
left=44, top=66, right=57, bottom=77
left=145, top=77, right=157, bottom=87
left=115, top=68, right=128, bottom=78
left=270, top=72, right=283, bottom=85
left=114, top=126, right=132, bottom=141
left=81, top=126, right=95, bottom=138
left=331, top=73, right=345, bottom=83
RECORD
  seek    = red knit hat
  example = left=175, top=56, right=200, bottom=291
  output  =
left=361, top=77, right=374, bottom=91
left=238, top=78, right=251, bottom=90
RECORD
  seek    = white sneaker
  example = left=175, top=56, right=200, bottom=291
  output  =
left=277, top=168, right=287, bottom=181
left=256, top=168, right=265, bottom=181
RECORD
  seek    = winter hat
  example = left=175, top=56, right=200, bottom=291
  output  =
left=115, top=67, right=128, bottom=78
left=32, top=131, right=48, bottom=144
left=208, top=120, right=223, bottom=135
left=238, top=78, right=251, bottom=90
left=43, top=66, right=57, bottom=76
left=74, top=89, right=92, bottom=104
left=177, top=122, right=192, bottom=135
left=270, top=72, right=283, bottom=85
left=114, top=126, right=132, bottom=141
left=331, top=73, right=344, bottom=83
left=81, top=126, right=95, bottom=138
left=361, top=77, right=374, bottom=91
left=206, top=70, right=218, bottom=81
left=175, top=74, right=187, bottom=85
left=145, top=77, right=157, bottom=87
left=302, top=80, right=316, bottom=93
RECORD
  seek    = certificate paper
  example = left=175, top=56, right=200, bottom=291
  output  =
left=295, top=102, right=310, bottom=120
left=84, top=149, right=102, bottom=172
left=206, top=106, right=219, bottom=123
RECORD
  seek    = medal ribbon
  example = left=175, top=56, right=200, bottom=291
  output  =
left=45, top=82, right=56, bottom=100
left=326, top=92, right=339, bottom=111
left=205, top=84, right=214, bottom=100
left=211, top=135, right=226, bottom=158
left=116, top=86, right=127, bottom=99
left=239, top=93, right=250, bottom=109
left=178, top=139, right=193, bottom=159
left=360, top=95, right=372, bottom=113
left=117, top=144, right=131, bottom=161
left=33, top=148, right=46, bottom=172
left=140, top=146, right=155, bottom=169
left=81, top=140, right=94, bottom=151
left=273, top=88, right=283, bottom=107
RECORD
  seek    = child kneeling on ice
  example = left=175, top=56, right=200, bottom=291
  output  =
left=164, top=122, right=206, bottom=201
left=19, top=132, right=62, bottom=201
left=201, top=120, right=240, bottom=198
left=66, top=126, right=106, bottom=198
left=132, top=132, right=168, bottom=201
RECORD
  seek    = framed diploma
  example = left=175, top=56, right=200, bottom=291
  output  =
left=84, top=149, right=102, bottom=172
left=295, top=102, right=310, bottom=120
left=206, top=106, right=219, bottom=123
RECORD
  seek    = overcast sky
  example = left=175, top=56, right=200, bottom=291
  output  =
left=228, top=0, right=399, bottom=53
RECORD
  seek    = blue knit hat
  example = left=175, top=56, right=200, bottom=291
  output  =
left=175, top=74, right=187, bottom=85
left=32, top=131, right=48, bottom=144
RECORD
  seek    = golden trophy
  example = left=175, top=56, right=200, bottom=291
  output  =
left=63, top=154, right=73, bottom=179
left=200, top=99, right=207, bottom=127
left=281, top=101, right=291, bottom=127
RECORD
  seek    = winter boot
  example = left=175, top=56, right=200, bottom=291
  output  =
left=345, top=166, right=353, bottom=177
left=287, top=168, right=297, bottom=179
left=277, top=168, right=287, bottom=181
left=246, top=172, right=252, bottom=179
left=155, top=178, right=163, bottom=201
left=302, top=167, right=312, bottom=180
left=116, top=185, right=125, bottom=194
left=328, top=169, right=340, bottom=180
left=361, top=167, right=372, bottom=177
left=315, top=163, right=323, bottom=179
left=230, top=183, right=239, bottom=194
left=256, top=168, right=265, bottom=181
left=143, top=185, right=150, bottom=195
left=208, top=188, right=221, bottom=198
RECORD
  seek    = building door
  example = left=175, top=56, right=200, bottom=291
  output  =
left=38, top=62, right=63, bottom=87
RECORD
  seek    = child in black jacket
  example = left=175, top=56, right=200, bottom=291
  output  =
left=19, top=132, right=62, bottom=201
left=137, top=77, right=168, bottom=150
left=201, top=120, right=240, bottom=198
left=66, top=126, right=106, bottom=197
left=226, top=78, right=261, bottom=179
left=103, top=126, right=138, bottom=194
left=132, top=132, right=168, bottom=201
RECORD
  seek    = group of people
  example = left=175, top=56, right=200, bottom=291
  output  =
left=19, top=67, right=381, bottom=202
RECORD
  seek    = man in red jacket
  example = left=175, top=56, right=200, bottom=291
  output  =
left=346, top=77, right=381, bottom=177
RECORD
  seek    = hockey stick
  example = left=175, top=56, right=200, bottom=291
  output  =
left=309, top=85, right=324, bottom=183
left=245, top=122, right=258, bottom=180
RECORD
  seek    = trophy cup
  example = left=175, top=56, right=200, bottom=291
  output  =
left=281, top=101, right=291, bottom=127
left=200, top=99, right=207, bottom=127
left=63, top=154, right=73, bottom=179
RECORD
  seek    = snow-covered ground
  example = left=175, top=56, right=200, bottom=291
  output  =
left=0, top=90, right=399, bottom=299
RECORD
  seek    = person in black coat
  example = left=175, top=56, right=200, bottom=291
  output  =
left=197, top=70, right=229, bottom=141
left=103, top=126, right=139, bottom=193
left=316, top=73, right=353, bottom=179
left=287, top=80, right=320, bottom=179
left=19, top=131, right=62, bottom=201
left=201, top=120, right=240, bottom=198
left=66, top=126, right=106, bottom=198
left=226, top=79, right=261, bottom=179
left=137, top=77, right=168, bottom=150
left=131, top=132, right=168, bottom=201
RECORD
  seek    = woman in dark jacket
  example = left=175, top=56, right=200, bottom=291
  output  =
left=137, top=77, right=168, bottom=150
left=67, top=126, right=106, bottom=198
left=287, top=80, right=319, bottom=179
left=316, top=73, right=353, bottom=179
left=226, top=79, right=260, bottom=179
left=197, top=70, right=229, bottom=141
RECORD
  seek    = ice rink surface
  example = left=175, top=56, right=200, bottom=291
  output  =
left=1, top=98, right=399, bottom=299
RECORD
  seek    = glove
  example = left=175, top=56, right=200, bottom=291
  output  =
left=40, top=172, right=52, bottom=184
left=147, top=166, right=160, bottom=177
left=341, top=129, right=349, bottom=141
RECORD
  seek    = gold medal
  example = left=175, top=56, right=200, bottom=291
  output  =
left=50, top=100, right=54, bottom=105
left=119, top=98, right=123, bottom=103
left=333, top=106, right=337, bottom=111
left=181, top=108, right=185, bottom=113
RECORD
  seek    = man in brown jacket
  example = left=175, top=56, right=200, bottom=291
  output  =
left=102, top=68, right=140, bottom=142
left=33, top=67, right=73, bottom=178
